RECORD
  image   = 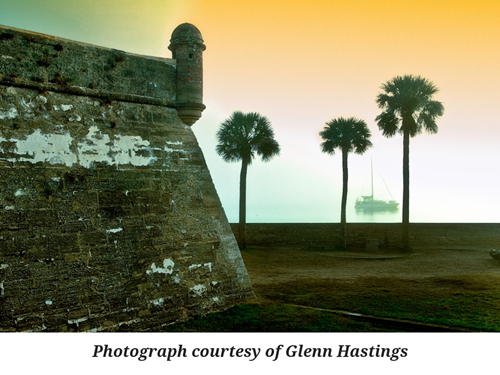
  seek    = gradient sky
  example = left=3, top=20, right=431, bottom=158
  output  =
left=1, top=0, right=499, bottom=222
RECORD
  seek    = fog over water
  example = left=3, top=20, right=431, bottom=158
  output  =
left=195, top=115, right=500, bottom=224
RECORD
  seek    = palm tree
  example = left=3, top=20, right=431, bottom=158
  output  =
left=319, top=117, right=372, bottom=248
left=375, top=75, right=444, bottom=252
left=216, top=111, right=280, bottom=249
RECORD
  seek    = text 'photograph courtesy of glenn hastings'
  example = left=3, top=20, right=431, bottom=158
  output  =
left=1, top=333, right=497, bottom=374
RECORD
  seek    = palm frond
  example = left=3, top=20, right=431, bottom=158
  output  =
left=375, top=74, right=444, bottom=138
left=319, top=116, right=372, bottom=156
left=375, top=110, right=399, bottom=137
left=216, top=111, right=280, bottom=165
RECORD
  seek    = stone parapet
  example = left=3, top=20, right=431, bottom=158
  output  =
left=230, top=223, right=500, bottom=250
left=0, top=25, right=177, bottom=102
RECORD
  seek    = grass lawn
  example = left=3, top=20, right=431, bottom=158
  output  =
left=166, top=246, right=500, bottom=332
left=164, top=303, right=397, bottom=332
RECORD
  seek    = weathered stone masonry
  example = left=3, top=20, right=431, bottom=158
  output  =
left=0, top=24, right=254, bottom=332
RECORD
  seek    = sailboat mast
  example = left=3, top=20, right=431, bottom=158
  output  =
left=371, top=157, right=374, bottom=199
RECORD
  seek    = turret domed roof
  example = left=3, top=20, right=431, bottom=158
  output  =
left=169, top=23, right=204, bottom=48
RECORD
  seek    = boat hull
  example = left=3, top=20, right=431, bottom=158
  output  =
left=355, top=200, right=399, bottom=211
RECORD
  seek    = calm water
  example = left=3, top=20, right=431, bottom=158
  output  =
left=241, top=206, right=402, bottom=223
left=227, top=196, right=497, bottom=223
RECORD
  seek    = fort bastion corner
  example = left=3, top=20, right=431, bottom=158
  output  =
left=0, top=23, right=254, bottom=332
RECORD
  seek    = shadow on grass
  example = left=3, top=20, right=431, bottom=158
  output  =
left=163, top=303, right=397, bottom=332
left=255, top=278, right=500, bottom=332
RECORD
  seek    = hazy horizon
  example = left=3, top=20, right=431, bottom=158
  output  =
left=1, top=0, right=499, bottom=224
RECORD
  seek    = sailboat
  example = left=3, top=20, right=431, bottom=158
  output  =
left=355, top=158, right=399, bottom=211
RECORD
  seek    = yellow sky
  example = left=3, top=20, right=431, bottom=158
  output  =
left=185, top=0, right=500, bottom=222
left=187, top=0, right=500, bottom=114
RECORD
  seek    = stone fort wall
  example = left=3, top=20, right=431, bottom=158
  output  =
left=0, top=24, right=254, bottom=332
left=230, top=223, right=500, bottom=250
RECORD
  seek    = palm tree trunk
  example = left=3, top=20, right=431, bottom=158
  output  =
left=402, top=127, right=411, bottom=252
left=341, top=149, right=348, bottom=248
left=238, top=158, right=248, bottom=249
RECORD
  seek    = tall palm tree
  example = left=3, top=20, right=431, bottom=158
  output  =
left=216, top=111, right=280, bottom=249
left=375, top=75, right=444, bottom=252
left=319, top=117, right=372, bottom=248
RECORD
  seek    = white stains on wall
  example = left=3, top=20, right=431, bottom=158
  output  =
left=0, top=281, right=4, bottom=296
left=172, top=274, right=181, bottom=284
left=144, top=260, right=211, bottom=288
left=77, top=126, right=112, bottom=167
left=78, top=126, right=158, bottom=168
left=0, top=264, right=7, bottom=270
left=4, top=206, right=14, bottom=210
left=190, top=284, right=207, bottom=297
left=53, top=104, right=73, bottom=111
left=3, top=129, right=77, bottom=167
left=150, top=297, right=164, bottom=306
left=106, top=228, right=123, bottom=234
left=20, top=97, right=33, bottom=107
left=164, top=141, right=185, bottom=153
left=20, top=98, right=35, bottom=116
left=45, top=300, right=53, bottom=305
left=0, top=125, right=174, bottom=168
left=114, top=135, right=155, bottom=166
left=15, top=189, right=26, bottom=196
left=0, top=107, right=18, bottom=119
left=69, top=114, right=81, bottom=122
left=36, top=95, right=47, bottom=104
left=146, top=259, right=175, bottom=275
left=188, top=262, right=212, bottom=272
left=68, top=317, right=88, bottom=326
left=164, top=146, right=181, bottom=153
